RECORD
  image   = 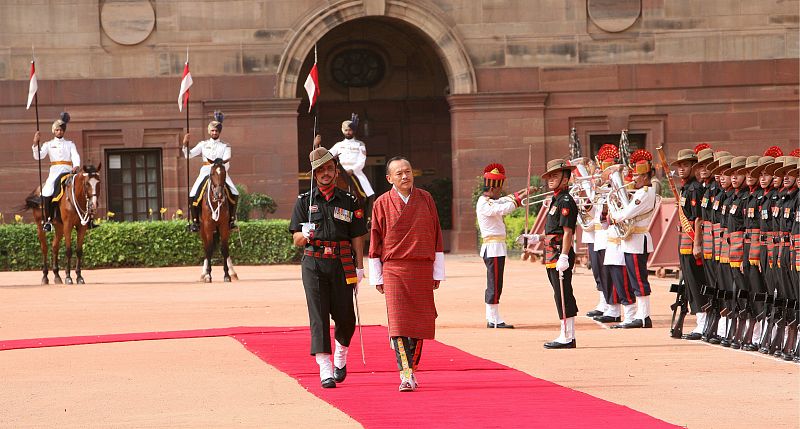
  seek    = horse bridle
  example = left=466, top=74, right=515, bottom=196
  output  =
left=206, top=159, right=227, bottom=222
left=70, top=171, right=100, bottom=226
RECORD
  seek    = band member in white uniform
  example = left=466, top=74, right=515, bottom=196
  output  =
left=476, top=163, right=528, bottom=328
left=329, top=115, right=375, bottom=198
left=32, top=112, right=81, bottom=232
left=182, top=111, right=239, bottom=231
left=608, top=150, right=659, bottom=329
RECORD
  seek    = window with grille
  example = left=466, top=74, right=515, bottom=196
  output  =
left=106, top=149, right=162, bottom=221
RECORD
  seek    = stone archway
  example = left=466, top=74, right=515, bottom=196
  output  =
left=275, top=0, right=476, bottom=99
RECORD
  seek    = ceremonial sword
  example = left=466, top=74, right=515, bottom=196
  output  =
left=354, top=291, right=366, bottom=365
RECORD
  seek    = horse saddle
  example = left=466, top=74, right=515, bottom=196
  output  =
left=51, top=173, right=72, bottom=203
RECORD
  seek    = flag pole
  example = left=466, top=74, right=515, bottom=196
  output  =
left=31, top=49, right=45, bottom=224
left=309, top=43, right=318, bottom=220
left=185, top=48, right=191, bottom=223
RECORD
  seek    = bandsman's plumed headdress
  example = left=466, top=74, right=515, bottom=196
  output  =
left=483, top=163, right=507, bottom=188
left=52, top=112, right=70, bottom=133
left=341, top=113, right=359, bottom=135
left=764, top=146, right=783, bottom=158
left=597, top=144, right=619, bottom=170
left=694, top=143, right=711, bottom=154
left=629, top=149, right=653, bottom=175
left=208, top=111, right=224, bottom=133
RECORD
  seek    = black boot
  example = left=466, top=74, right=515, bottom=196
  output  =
left=229, top=195, right=239, bottom=230
left=41, top=196, right=53, bottom=232
left=187, top=201, right=200, bottom=233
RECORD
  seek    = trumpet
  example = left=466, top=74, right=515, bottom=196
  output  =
left=520, top=190, right=554, bottom=206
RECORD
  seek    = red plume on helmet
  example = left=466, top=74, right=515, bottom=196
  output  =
left=790, top=148, right=800, bottom=157
left=483, top=163, right=506, bottom=188
left=694, top=143, right=711, bottom=154
left=764, top=146, right=783, bottom=157
left=597, top=144, right=619, bottom=161
left=629, top=149, right=653, bottom=174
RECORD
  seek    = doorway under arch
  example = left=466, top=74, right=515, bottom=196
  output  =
left=295, top=16, right=455, bottom=231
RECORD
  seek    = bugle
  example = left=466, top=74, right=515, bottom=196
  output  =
left=520, top=190, right=554, bottom=206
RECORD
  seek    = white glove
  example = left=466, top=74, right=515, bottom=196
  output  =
left=300, top=222, right=315, bottom=239
left=515, top=233, right=540, bottom=245
left=555, top=254, right=570, bottom=272
left=354, top=268, right=364, bottom=295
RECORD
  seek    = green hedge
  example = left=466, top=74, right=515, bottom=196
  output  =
left=0, top=220, right=300, bottom=271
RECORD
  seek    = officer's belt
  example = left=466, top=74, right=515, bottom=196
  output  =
left=482, top=235, right=506, bottom=244
left=50, top=161, right=72, bottom=166
left=630, top=226, right=649, bottom=234
left=304, top=239, right=358, bottom=285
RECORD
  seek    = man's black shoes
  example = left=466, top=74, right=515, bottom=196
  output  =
left=487, top=322, right=514, bottom=329
left=612, top=317, right=653, bottom=329
left=333, top=365, right=347, bottom=383
left=594, top=315, right=621, bottom=323
left=42, top=222, right=53, bottom=232
left=682, top=332, right=702, bottom=340
left=544, top=339, right=576, bottom=349
left=585, top=310, right=604, bottom=318
left=321, top=378, right=336, bottom=388
left=187, top=222, right=200, bottom=233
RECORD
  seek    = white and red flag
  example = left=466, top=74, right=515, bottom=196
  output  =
left=304, top=63, right=319, bottom=113
left=26, top=61, right=37, bottom=110
left=178, top=61, right=193, bottom=112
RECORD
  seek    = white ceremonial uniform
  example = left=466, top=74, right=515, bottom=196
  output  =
left=611, top=186, right=658, bottom=254
left=476, top=195, right=518, bottom=258
left=603, top=218, right=625, bottom=266
left=184, top=138, right=239, bottom=196
left=580, top=203, right=597, bottom=244
left=329, top=138, right=374, bottom=197
left=33, top=138, right=80, bottom=197
left=592, top=198, right=608, bottom=251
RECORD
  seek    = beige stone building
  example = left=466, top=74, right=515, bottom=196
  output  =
left=0, top=0, right=797, bottom=252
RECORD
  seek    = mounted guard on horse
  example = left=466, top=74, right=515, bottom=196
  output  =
left=315, top=114, right=375, bottom=223
left=183, top=111, right=239, bottom=232
left=24, top=112, right=101, bottom=284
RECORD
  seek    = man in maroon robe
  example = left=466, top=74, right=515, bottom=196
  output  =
left=368, top=156, right=445, bottom=392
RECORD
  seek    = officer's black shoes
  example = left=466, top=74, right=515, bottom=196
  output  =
left=585, top=310, right=604, bottom=318
left=708, top=336, right=722, bottom=345
left=487, top=322, right=515, bottom=329
left=730, top=340, right=742, bottom=350
left=594, top=315, right=621, bottom=323
left=321, top=378, right=336, bottom=388
left=544, top=339, right=576, bottom=349
left=720, top=338, right=731, bottom=347
left=229, top=221, right=239, bottom=231
left=682, top=332, right=702, bottom=340
left=42, top=222, right=53, bottom=232
left=187, top=222, right=200, bottom=233
left=333, top=365, right=347, bottom=383
left=743, top=342, right=759, bottom=352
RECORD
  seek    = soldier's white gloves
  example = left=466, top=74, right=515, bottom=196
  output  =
left=515, top=233, right=540, bottom=245
left=555, top=254, right=570, bottom=272
left=355, top=268, right=364, bottom=295
left=301, top=222, right=315, bottom=240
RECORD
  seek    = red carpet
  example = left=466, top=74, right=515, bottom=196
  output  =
left=234, top=325, right=681, bottom=429
left=1, top=326, right=679, bottom=428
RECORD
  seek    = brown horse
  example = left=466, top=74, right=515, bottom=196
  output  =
left=333, top=162, right=373, bottom=227
left=198, top=158, right=237, bottom=283
left=24, top=164, right=102, bottom=285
